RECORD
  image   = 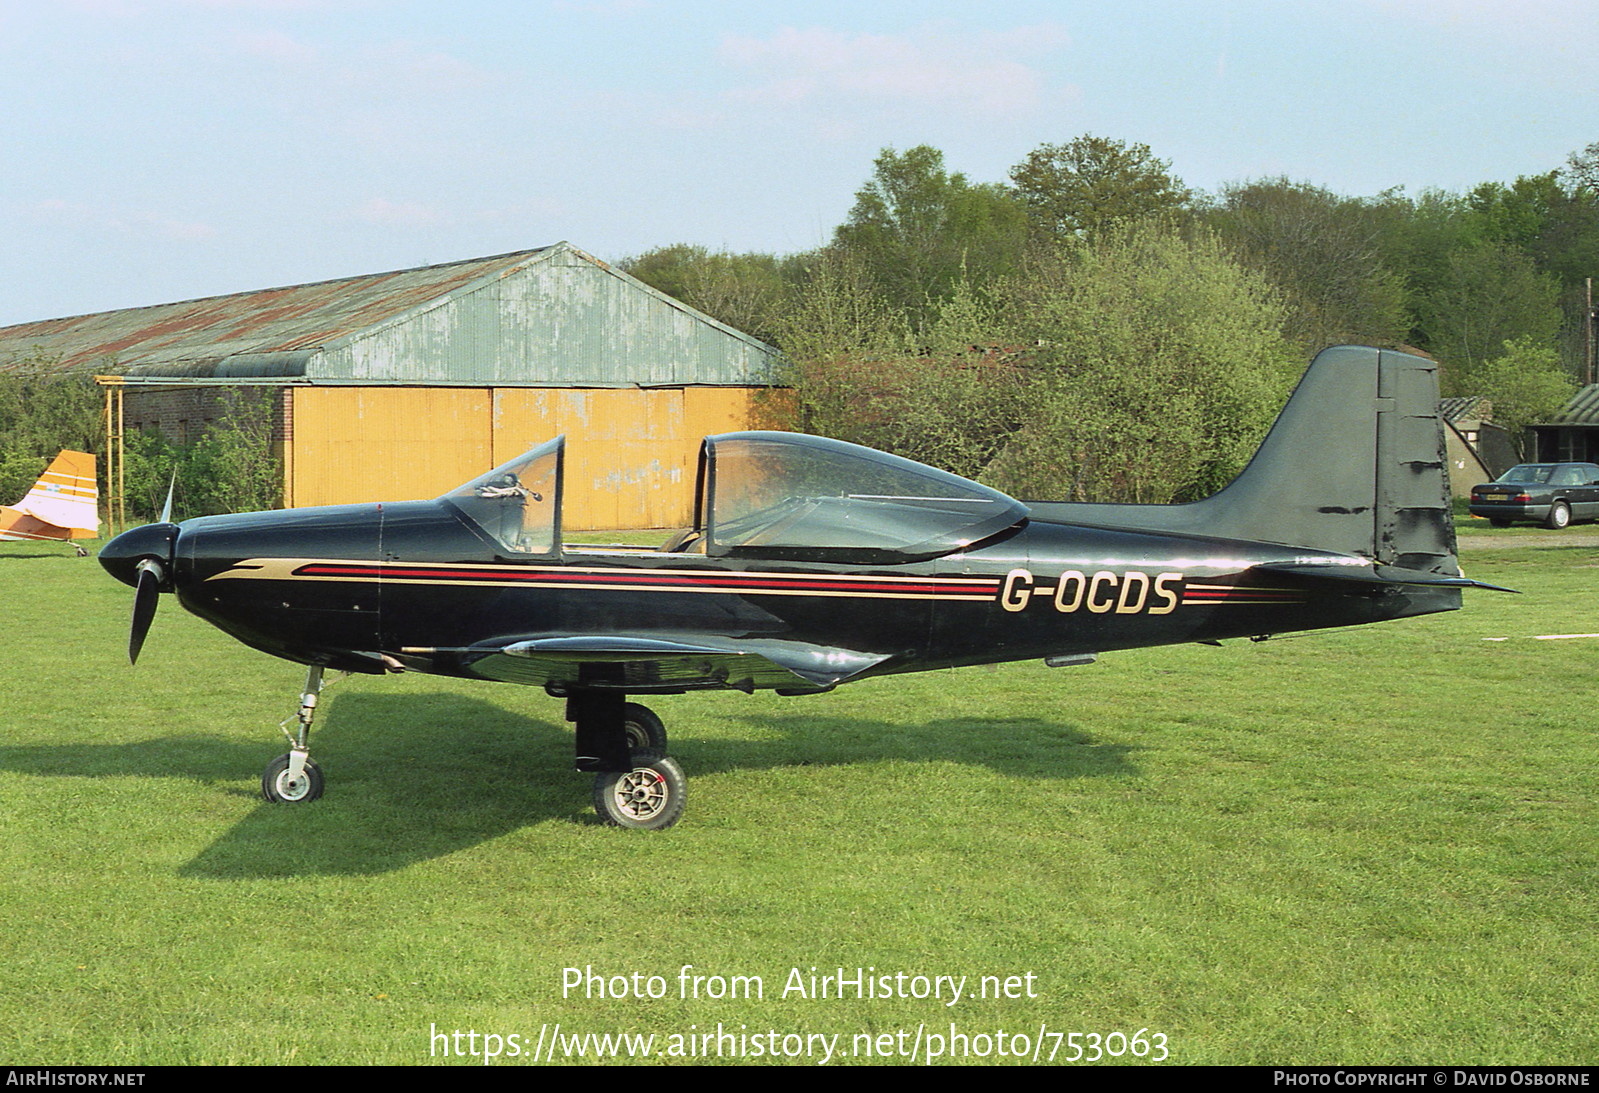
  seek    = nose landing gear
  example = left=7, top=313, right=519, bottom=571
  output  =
left=261, top=665, right=326, bottom=804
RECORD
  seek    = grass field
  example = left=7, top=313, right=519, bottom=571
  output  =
left=1, top=527, right=1595, bottom=1065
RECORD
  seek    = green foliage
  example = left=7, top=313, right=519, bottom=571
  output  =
left=988, top=224, right=1299, bottom=503
left=621, top=244, right=794, bottom=346
left=833, top=145, right=1027, bottom=323
left=1203, top=178, right=1409, bottom=355
left=1564, top=140, right=1599, bottom=197
left=122, top=391, right=282, bottom=521
left=769, top=247, right=911, bottom=363
left=780, top=272, right=1025, bottom=480
left=1414, top=242, right=1562, bottom=388
left=1473, top=336, right=1578, bottom=457
left=1008, top=135, right=1192, bottom=242
left=184, top=391, right=283, bottom=517
left=1467, top=171, right=1599, bottom=289
left=0, top=357, right=103, bottom=503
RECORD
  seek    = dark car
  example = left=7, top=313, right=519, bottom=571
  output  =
left=1468, top=462, right=1599, bottom=529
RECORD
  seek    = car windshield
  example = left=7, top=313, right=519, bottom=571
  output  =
left=699, top=432, right=1027, bottom=562
left=439, top=437, right=563, bottom=555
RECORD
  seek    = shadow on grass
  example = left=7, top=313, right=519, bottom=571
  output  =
left=0, top=690, right=1136, bottom=878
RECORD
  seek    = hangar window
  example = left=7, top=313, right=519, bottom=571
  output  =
left=695, top=432, right=1026, bottom=563
left=441, top=436, right=563, bottom=557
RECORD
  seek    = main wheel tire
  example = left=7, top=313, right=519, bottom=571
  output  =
left=622, top=702, right=667, bottom=754
left=593, top=755, right=686, bottom=830
left=1546, top=501, right=1571, bottom=530
left=262, top=753, right=324, bottom=803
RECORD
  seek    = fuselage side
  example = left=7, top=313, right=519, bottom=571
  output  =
left=163, top=501, right=1458, bottom=688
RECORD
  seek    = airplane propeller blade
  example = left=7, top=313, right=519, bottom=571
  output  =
left=129, top=559, right=164, bottom=665
left=157, top=471, right=176, bottom=525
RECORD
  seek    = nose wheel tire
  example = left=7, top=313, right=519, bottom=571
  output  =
left=593, top=755, right=686, bottom=830
left=262, top=753, right=324, bottom=803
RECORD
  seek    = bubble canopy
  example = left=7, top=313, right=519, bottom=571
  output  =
left=439, top=431, right=1027, bottom=562
left=697, top=432, right=1028, bottom=563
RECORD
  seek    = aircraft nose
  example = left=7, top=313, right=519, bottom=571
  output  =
left=99, top=522, right=180, bottom=589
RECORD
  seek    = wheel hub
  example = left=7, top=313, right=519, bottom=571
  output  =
left=614, top=769, right=668, bottom=820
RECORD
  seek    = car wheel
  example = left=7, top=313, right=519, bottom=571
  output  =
left=1545, top=501, right=1571, bottom=530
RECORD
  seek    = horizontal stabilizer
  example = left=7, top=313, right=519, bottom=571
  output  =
left=1256, top=562, right=1517, bottom=593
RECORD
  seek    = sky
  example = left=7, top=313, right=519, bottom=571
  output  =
left=1, top=0, right=1596, bottom=327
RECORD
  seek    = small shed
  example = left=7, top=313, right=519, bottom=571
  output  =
left=1528, top=384, right=1599, bottom=464
left=0, top=244, right=785, bottom=529
left=1438, top=396, right=1516, bottom=493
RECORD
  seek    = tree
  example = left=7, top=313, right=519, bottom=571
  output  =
left=769, top=247, right=910, bottom=365
left=1204, top=178, right=1408, bottom=355
left=1008, top=135, right=1191, bottom=242
left=1468, top=171, right=1599, bottom=289
left=0, top=355, right=103, bottom=504
left=1411, top=242, right=1561, bottom=392
left=986, top=223, right=1298, bottom=503
left=182, top=390, right=282, bottom=516
left=621, top=244, right=793, bottom=345
left=1565, top=140, right=1599, bottom=195
left=783, top=278, right=1027, bottom=480
left=832, top=145, right=1026, bottom=324
left=1473, top=336, right=1577, bottom=457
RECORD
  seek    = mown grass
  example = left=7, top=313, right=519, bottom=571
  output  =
left=0, top=537, right=1594, bottom=1065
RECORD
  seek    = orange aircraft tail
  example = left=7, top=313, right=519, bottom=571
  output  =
left=0, top=449, right=100, bottom=543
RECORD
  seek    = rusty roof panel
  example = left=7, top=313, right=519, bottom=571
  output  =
left=0, top=242, right=781, bottom=388
left=0, top=248, right=553, bottom=374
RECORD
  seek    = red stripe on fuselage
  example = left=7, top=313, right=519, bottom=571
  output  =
left=292, top=562, right=998, bottom=598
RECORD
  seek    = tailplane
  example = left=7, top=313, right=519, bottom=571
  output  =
left=1027, top=346, right=1459, bottom=575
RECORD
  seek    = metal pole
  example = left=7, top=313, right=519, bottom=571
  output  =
left=1587, top=277, right=1595, bottom=387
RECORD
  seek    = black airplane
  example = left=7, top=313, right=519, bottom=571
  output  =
left=100, top=346, right=1503, bottom=830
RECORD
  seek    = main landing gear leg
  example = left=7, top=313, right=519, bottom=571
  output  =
left=568, top=694, right=686, bottom=830
left=262, top=664, right=326, bottom=803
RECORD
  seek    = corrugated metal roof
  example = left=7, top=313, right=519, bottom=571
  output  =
left=0, top=248, right=553, bottom=375
left=1439, top=395, right=1490, bottom=423
left=1546, top=383, right=1599, bottom=425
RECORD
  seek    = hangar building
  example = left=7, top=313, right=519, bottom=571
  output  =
left=0, top=243, right=784, bottom=529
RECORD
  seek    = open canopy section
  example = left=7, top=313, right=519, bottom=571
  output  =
left=440, top=436, right=564, bottom=556
left=699, top=432, right=1027, bottom=563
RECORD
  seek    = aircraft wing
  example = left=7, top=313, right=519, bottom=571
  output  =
left=437, top=633, right=892, bottom=693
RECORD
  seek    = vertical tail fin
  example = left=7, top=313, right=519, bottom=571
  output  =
left=0, top=450, right=101, bottom=541
left=1027, top=346, right=1459, bottom=575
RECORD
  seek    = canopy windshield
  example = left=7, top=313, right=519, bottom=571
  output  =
left=700, top=432, right=1026, bottom=563
left=440, top=437, right=563, bottom=556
